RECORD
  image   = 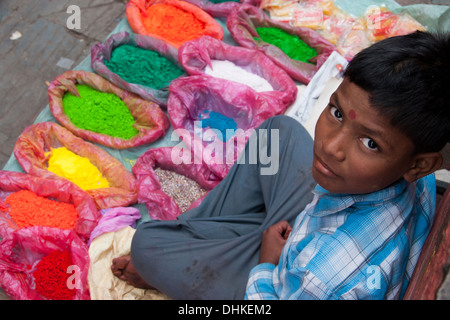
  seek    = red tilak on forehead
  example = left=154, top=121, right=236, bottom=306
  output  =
left=349, top=109, right=356, bottom=120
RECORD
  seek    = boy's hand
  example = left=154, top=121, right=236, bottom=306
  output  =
left=259, top=220, right=292, bottom=265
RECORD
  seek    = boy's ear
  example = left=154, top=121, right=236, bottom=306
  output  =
left=403, top=152, right=443, bottom=182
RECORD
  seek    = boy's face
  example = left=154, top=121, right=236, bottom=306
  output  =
left=313, top=78, right=416, bottom=195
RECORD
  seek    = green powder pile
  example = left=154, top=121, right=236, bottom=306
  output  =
left=62, top=84, right=139, bottom=140
left=104, top=44, right=184, bottom=90
left=254, top=27, right=317, bottom=63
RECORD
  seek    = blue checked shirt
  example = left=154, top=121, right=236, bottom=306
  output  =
left=245, top=174, right=436, bottom=300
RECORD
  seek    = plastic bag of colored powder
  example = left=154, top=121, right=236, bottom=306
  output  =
left=126, top=0, right=224, bottom=49
left=167, top=75, right=279, bottom=179
left=103, top=45, right=184, bottom=91
left=132, top=146, right=222, bottom=220
left=254, top=27, right=318, bottom=63
left=197, top=111, right=238, bottom=142
left=181, top=0, right=257, bottom=18
left=204, top=60, right=275, bottom=92
left=46, top=147, right=110, bottom=191
left=33, top=250, right=76, bottom=300
left=48, top=70, right=169, bottom=149
left=0, top=226, right=90, bottom=300
left=179, top=36, right=297, bottom=114
left=227, top=4, right=336, bottom=84
left=13, top=122, right=138, bottom=210
left=0, top=170, right=99, bottom=243
left=5, top=190, right=78, bottom=230
left=63, top=84, right=140, bottom=140
left=91, top=31, right=185, bottom=107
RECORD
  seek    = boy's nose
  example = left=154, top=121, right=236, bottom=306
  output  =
left=323, top=131, right=346, bottom=162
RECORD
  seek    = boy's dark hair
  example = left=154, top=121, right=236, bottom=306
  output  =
left=344, top=31, right=450, bottom=154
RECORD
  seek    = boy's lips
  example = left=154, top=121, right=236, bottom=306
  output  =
left=313, top=153, right=339, bottom=178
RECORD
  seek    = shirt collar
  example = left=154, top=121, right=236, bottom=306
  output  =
left=306, top=179, right=410, bottom=217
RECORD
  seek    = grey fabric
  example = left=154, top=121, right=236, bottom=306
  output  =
left=130, top=115, right=316, bottom=299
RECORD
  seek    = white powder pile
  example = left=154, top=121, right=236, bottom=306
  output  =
left=204, top=59, right=274, bottom=92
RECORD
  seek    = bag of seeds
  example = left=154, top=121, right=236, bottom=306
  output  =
left=167, top=75, right=274, bottom=179
left=13, top=122, right=138, bottom=210
left=48, top=70, right=170, bottom=149
left=126, top=0, right=224, bottom=49
left=91, top=31, right=186, bottom=107
left=0, top=170, right=100, bottom=243
left=132, top=146, right=222, bottom=220
left=179, top=35, right=297, bottom=115
left=227, top=4, right=336, bottom=84
left=0, top=226, right=90, bottom=300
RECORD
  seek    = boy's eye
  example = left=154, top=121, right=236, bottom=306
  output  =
left=361, top=137, right=378, bottom=151
left=330, top=106, right=343, bottom=121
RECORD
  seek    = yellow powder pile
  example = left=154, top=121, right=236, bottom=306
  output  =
left=46, top=147, right=110, bottom=191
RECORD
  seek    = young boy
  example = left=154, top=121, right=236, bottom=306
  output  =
left=111, top=31, right=449, bottom=300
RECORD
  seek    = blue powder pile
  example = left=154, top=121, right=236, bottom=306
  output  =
left=198, top=111, right=237, bottom=141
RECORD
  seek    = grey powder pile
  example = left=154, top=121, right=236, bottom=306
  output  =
left=154, top=167, right=207, bottom=213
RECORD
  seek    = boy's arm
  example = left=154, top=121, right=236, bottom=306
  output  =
left=244, top=221, right=337, bottom=300
left=245, top=263, right=279, bottom=300
left=259, top=220, right=292, bottom=265
left=245, top=221, right=292, bottom=300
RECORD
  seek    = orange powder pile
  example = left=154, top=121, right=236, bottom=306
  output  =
left=4, top=190, right=78, bottom=229
left=143, top=3, right=206, bottom=44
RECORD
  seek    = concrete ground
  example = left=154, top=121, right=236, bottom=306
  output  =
left=0, top=0, right=127, bottom=169
left=0, top=0, right=448, bottom=300
left=0, top=0, right=127, bottom=300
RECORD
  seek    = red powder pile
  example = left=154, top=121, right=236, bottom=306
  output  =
left=143, top=3, right=205, bottom=44
left=33, top=250, right=76, bottom=300
left=4, top=190, right=78, bottom=229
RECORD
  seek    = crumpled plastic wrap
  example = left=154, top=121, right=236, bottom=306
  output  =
left=91, top=31, right=185, bottom=107
left=88, top=207, right=142, bottom=245
left=13, top=122, right=138, bottom=210
left=167, top=75, right=275, bottom=179
left=88, top=226, right=170, bottom=300
left=0, top=226, right=90, bottom=300
left=227, top=4, right=336, bottom=84
left=47, top=70, right=170, bottom=149
left=126, top=0, right=224, bottom=48
left=178, top=35, right=298, bottom=115
left=0, top=170, right=100, bottom=243
left=132, top=146, right=222, bottom=220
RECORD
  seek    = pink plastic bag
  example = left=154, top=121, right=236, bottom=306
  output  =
left=88, top=207, right=142, bottom=245
left=0, top=226, right=90, bottom=300
left=227, top=4, right=336, bottom=84
left=178, top=35, right=297, bottom=115
left=13, top=122, right=138, bottom=210
left=126, top=0, right=224, bottom=48
left=182, top=0, right=259, bottom=18
left=91, top=31, right=185, bottom=107
left=132, top=146, right=222, bottom=220
left=0, top=170, right=100, bottom=243
left=167, top=75, right=274, bottom=178
left=48, top=70, right=170, bottom=149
